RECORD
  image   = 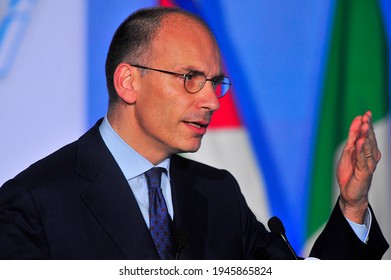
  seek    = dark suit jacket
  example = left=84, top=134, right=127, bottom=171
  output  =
left=0, top=121, right=388, bottom=259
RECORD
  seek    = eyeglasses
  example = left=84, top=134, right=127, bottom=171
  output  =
left=130, top=64, right=231, bottom=98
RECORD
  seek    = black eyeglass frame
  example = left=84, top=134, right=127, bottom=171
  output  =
left=130, top=64, right=231, bottom=98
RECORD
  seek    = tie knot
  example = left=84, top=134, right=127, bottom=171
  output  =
left=145, top=167, right=165, bottom=189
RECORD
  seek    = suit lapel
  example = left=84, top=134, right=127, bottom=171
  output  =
left=76, top=121, right=158, bottom=259
left=170, top=155, right=208, bottom=259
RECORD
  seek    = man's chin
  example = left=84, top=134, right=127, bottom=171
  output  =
left=176, top=143, right=202, bottom=155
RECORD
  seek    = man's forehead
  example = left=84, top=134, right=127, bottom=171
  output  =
left=150, top=13, right=222, bottom=74
left=157, top=14, right=219, bottom=50
left=162, top=13, right=203, bottom=26
left=160, top=13, right=213, bottom=37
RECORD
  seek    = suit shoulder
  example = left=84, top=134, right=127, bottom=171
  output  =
left=6, top=120, right=103, bottom=186
left=2, top=140, right=79, bottom=191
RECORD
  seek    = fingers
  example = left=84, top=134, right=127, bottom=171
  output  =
left=344, top=115, right=363, bottom=151
left=356, top=111, right=380, bottom=175
left=362, top=111, right=381, bottom=162
left=340, top=110, right=381, bottom=178
left=337, top=116, right=363, bottom=188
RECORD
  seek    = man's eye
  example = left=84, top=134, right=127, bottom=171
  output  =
left=184, top=74, right=196, bottom=81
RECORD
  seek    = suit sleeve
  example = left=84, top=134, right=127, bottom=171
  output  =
left=309, top=200, right=389, bottom=259
left=0, top=179, right=50, bottom=259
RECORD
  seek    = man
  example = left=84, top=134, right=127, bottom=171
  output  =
left=0, top=7, right=388, bottom=259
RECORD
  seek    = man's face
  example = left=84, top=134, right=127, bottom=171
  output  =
left=132, top=15, right=222, bottom=162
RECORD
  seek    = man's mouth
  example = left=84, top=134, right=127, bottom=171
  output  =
left=184, top=121, right=208, bottom=129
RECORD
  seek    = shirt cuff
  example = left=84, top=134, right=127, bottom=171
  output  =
left=346, top=208, right=371, bottom=243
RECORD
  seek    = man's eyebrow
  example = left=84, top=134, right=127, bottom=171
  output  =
left=182, top=68, right=204, bottom=75
left=183, top=67, right=225, bottom=78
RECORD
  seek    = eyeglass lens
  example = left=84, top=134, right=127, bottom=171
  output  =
left=184, top=74, right=230, bottom=97
left=214, top=77, right=230, bottom=98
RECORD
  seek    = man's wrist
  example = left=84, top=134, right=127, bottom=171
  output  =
left=345, top=208, right=371, bottom=243
left=339, top=196, right=368, bottom=224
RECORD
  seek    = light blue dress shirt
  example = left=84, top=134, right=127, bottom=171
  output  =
left=99, top=116, right=173, bottom=228
left=347, top=208, right=371, bottom=243
left=98, top=115, right=370, bottom=244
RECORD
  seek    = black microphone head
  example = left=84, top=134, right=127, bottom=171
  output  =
left=268, top=216, right=286, bottom=235
left=267, top=216, right=299, bottom=259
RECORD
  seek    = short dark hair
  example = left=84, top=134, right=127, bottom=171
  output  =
left=105, top=6, right=214, bottom=106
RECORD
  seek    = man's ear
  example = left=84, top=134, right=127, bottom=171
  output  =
left=113, top=63, right=137, bottom=104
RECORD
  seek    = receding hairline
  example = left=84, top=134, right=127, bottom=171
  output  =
left=167, top=9, right=217, bottom=39
left=161, top=8, right=214, bottom=32
left=148, top=11, right=220, bottom=59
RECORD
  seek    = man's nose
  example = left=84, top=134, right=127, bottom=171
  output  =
left=198, top=81, right=220, bottom=112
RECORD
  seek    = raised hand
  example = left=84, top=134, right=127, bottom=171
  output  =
left=336, top=111, right=381, bottom=223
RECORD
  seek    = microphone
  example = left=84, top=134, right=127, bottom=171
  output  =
left=268, top=216, right=299, bottom=260
left=173, top=228, right=187, bottom=260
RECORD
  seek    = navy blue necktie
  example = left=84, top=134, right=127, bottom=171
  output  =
left=145, top=167, right=173, bottom=260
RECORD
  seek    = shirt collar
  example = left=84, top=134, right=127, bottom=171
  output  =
left=99, top=115, right=170, bottom=180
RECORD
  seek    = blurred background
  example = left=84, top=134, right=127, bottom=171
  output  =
left=1, top=0, right=390, bottom=258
